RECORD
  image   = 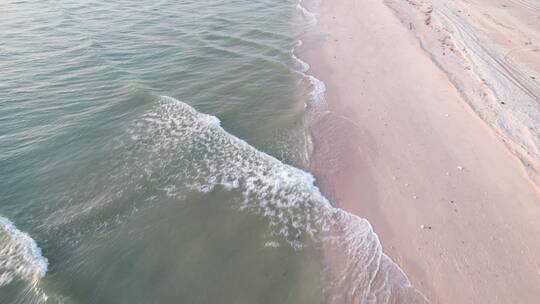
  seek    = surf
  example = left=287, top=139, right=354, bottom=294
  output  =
left=124, top=96, right=428, bottom=303
left=0, top=216, right=47, bottom=287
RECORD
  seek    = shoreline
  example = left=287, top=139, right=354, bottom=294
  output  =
left=299, top=0, right=540, bottom=302
left=293, top=1, right=430, bottom=302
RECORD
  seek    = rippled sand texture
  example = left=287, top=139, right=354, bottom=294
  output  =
left=385, top=0, right=540, bottom=186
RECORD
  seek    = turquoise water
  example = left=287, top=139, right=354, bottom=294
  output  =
left=1, top=0, right=427, bottom=303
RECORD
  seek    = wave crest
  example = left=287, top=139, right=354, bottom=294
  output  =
left=0, top=216, right=48, bottom=287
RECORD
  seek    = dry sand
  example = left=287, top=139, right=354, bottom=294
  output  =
left=385, top=0, right=540, bottom=187
left=300, top=0, right=540, bottom=303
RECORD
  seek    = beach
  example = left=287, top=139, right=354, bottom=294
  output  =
left=2, top=0, right=540, bottom=302
left=299, top=0, right=540, bottom=302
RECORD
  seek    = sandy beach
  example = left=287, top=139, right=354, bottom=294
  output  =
left=300, top=0, right=540, bottom=302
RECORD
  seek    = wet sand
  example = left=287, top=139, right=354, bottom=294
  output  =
left=300, top=0, right=540, bottom=302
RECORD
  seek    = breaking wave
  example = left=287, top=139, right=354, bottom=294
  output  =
left=121, top=96, right=427, bottom=303
left=0, top=216, right=48, bottom=287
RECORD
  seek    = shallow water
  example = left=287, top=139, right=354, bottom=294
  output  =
left=1, top=0, right=427, bottom=303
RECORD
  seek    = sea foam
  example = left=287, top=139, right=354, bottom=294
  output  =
left=0, top=216, right=48, bottom=286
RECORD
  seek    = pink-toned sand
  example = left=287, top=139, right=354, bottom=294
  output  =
left=301, top=0, right=540, bottom=303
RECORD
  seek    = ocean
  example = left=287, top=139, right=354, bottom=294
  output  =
left=0, top=0, right=426, bottom=303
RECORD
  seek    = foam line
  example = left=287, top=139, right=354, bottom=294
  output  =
left=0, top=216, right=48, bottom=286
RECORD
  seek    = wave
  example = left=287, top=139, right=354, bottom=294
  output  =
left=123, top=96, right=428, bottom=303
left=0, top=216, right=48, bottom=287
left=38, top=92, right=427, bottom=302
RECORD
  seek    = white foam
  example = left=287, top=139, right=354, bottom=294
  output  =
left=291, top=48, right=310, bottom=73
left=296, top=0, right=318, bottom=26
left=0, top=216, right=48, bottom=286
left=291, top=3, right=328, bottom=112
left=307, top=74, right=327, bottom=104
